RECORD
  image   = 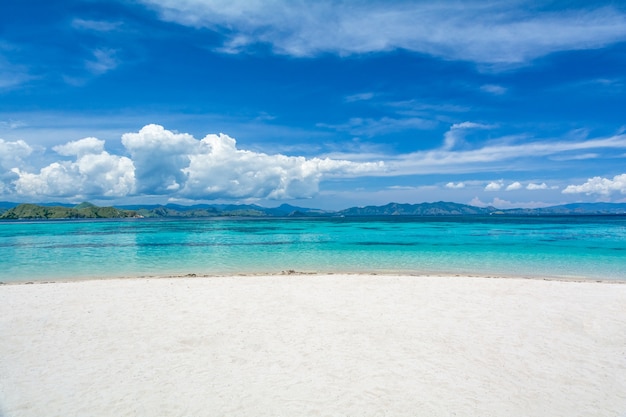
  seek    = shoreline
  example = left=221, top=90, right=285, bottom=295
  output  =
left=2, top=269, right=625, bottom=286
left=2, top=273, right=626, bottom=417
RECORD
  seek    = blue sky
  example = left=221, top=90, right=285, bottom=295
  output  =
left=1, top=0, right=626, bottom=209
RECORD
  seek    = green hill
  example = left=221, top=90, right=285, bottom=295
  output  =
left=0, top=203, right=137, bottom=220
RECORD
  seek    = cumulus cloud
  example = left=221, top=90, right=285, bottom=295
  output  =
left=53, top=137, right=105, bottom=157
left=4, top=123, right=626, bottom=204
left=179, top=130, right=384, bottom=199
left=12, top=137, right=135, bottom=198
left=563, top=174, right=626, bottom=196
left=0, top=138, right=33, bottom=193
left=0, top=138, right=32, bottom=169
left=505, top=181, right=522, bottom=191
left=122, top=125, right=198, bottom=194
left=4, top=124, right=384, bottom=201
left=485, top=181, right=503, bottom=191
left=138, top=0, right=626, bottom=64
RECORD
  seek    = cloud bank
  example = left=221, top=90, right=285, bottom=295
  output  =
left=138, top=0, right=626, bottom=64
left=2, top=124, right=626, bottom=203
left=563, top=174, right=626, bottom=196
left=2, top=124, right=384, bottom=201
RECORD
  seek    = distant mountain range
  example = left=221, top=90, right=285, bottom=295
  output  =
left=1, top=201, right=626, bottom=220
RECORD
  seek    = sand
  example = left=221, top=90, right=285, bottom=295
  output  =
left=1, top=274, right=626, bottom=417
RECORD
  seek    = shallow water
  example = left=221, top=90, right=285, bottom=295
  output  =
left=1, top=216, right=625, bottom=282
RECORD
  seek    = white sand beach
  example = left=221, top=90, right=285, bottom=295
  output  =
left=1, top=274, right=626, bottom=417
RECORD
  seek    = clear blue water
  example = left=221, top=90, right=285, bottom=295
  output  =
left=1, top=216, right=625, bottom=282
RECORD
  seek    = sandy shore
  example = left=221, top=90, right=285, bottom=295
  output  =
left=1, top=274, right=626, bottom=417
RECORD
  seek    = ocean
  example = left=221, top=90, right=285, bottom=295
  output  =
left=1, top=216, right=625, bottom=282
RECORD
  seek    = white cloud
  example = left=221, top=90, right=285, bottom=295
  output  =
left=180, top=131, right=384, bottom=200
left=11, top=141, right=135, bottom=198
left=0, top=138, right=32, bottom=170
left=550, top=153, right=599, bottom=161
left=388, top=100, right=470, bottom=115
left=138, top=1, right=626, bottom=65
left=72, top=19, right=122, bottom=32
left=445, top=182, right=465, bottom=189
left=32, top=137, right=135, bottom=197
left=2, top=124, right=387, bottom=201
left=451, top=122, right=493, bottom=130
left=7, top=136, right=136, bottom=199
left=469, top=197, right=486, bottom=207
left=53, top=137, right=105, bottom=157
left=485, top=181, right=503, bottom=191
left=318, top=127, right=626, bottom=178
left=0, top=55, right=33, bottom=90
left=86, top=48, right=119, bottom=75
left=0, top=119, right=26, bottom=129
left=387, top=131, right=626, bottom=176
left=442, top=121, right=494, bottom=150
left=4, top=123, right=626, bottom=204
left=387, top=185, right=417, bottom=191
left=506, top=181, right=522, bottom=191
left=345, top=92, right=374, bottom=103
left=6, top=124, right=384, bottom=201
left=480, top=84, right=507, bottom=95
left=0, top=137, right=33, bottom=193
left=121, top=124, right=204, bottom=195
left=470, top=197, right=552, bottom=209
left=563, top=174, right=626, bottom=196
left=318, top=116, right=435, bottom=137
left=0, top=71, right=32, bottom=90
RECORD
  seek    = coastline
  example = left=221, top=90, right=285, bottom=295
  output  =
left=2, top=274, right=626, bottom=417
left=2, top=269, right=626, bottom=286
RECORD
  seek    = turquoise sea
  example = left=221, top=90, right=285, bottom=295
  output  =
left=1, top=216, right=625, bottom=282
